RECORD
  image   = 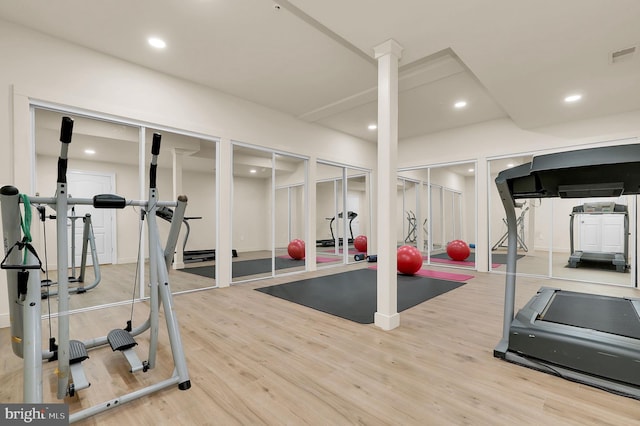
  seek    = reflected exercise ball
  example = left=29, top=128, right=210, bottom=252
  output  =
left=354, top=235, right=367, bottom=253
left=446, top=240, right=470, bottom=261
left=288, top=239, right=306, bottom=260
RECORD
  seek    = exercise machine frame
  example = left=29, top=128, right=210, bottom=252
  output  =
left=493, top=143, right=640, bottom=399
left=1, top=117, right=191, bottom=422
left=39, top=207, right=102, bottom=296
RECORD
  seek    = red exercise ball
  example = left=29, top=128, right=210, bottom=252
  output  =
left=397, top=245, right=423, bottom=275
left=354, top=235, right=367, bottom=253
left=287, top=239, right=305, bottom=260
left=446, top=240, right=470, bottom=261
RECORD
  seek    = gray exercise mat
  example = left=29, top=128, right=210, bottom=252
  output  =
left=179, top=257, right=306, bottom=279
left=256, top=268, right=465, bottom=324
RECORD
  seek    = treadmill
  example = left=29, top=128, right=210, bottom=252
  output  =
left=493, top=143, right=640, bottom=399
left=568, top=202, right=628, bottom=272
left=316, top=211, right=358, bottom=247
left=156, top=206, right=237, bottom=263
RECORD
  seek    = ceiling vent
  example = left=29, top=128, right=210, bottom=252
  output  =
left=610, top=46, right=636, bottom=64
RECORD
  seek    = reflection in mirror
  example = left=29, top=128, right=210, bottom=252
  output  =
left=148, top=129, right=217, bottom=293
left=316, top=163, right=346, bottom=265
left=490, top=153, right=636, bottom=287
left=231, top=146, right=309, bottom=281
left=274, top=154, right=307, bottom=276
left=551, top=196, right=634, bottom=286
left=34, top=108, right=142, bottom=314
left=489, top=155, right=549, bottom=276
left=345, top=170, right=370, bottom=264
left=316, top=163, right=370, bottom=266
left=232, top=145, right=273, bottom=282
left=34, top=108, right=219, bottom=315
left=397, top=177, right=419, bottom=248
left=399, top=163, right=476, bottom=270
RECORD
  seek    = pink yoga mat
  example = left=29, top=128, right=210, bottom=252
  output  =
left=278, top=255, right=339, bottom=263
left=322, top=248, right=360, bottom=255
left=428, top=257, right=499, bottom=269
left=368, top=265, right=473, bottom=282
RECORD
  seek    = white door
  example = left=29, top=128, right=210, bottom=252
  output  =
left=67, top=171, right=115, bottom=265
left=602, top=215, right=625, bottom=253
left=579, top=214, right=625, bottom=253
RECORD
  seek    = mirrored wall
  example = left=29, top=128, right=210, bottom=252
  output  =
left=232, top=143, right=308, bottom=283
left=316, top=162, right=371, bottom=266
left=32, top=106, right=218, bottom=315
left=398, top=162, right=477, bottom=270
left=489, top=154, right=637, bottom=287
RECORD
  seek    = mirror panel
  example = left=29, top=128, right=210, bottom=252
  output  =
left=150, top=129, right=218, bottom=292
left=316, top=163, right=345, bottom=265
left=34, top=108, right=142, bottom=313
left=400, top=162, right=476, bottom=270
left=274, top=154, right=307, bottom=276
left=346, top=170, right=369, bottom=264
left=232, top=145, right=273, bottom=282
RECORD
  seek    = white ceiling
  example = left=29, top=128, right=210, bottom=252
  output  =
left=2, top=0, right=640, bottom=143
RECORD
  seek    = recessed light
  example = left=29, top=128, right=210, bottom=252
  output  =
left=249, top=169, right=257, bottom=174
left=454, top=100, right=467, bottom=109
left=564, top=94, right=582, bottom=103
left=84, top=149, right=96, bottom=155
left=468, top=168, right=474, bottom=173
left=148, top=37, right=167, bottom=49
left=368, top=124, right=377, bottom=130
left=507, top=163, right=514, bottom=168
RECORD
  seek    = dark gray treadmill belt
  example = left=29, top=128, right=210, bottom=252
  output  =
left=541, top=291, right=640, bottom=339
left=256, top=269, right=465, bottom=324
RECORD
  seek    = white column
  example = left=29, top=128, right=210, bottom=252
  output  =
left=217, top=138, right=233, bottom=287
left=374, top=39, right=403, bottom=331
left=172, top=148, right=185, bottom=269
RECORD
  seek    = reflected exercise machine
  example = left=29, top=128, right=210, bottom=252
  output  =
left=316, top=211, right=358, bottom=247
left=567, top=201, right=628, bottom=272
left=1, top=117, right=191, bottom=422
left=492, top=202, right=528, bottom=252
left=38, top=205, right=102, bottom=297
left=156, top=206, right=237, bottom=263
left=494, top=143, right=640, bottom=399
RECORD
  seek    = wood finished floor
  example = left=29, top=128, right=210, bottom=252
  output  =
left=1, top=261, right=640, bottom=425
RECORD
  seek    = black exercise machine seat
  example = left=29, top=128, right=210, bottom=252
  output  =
left=494, top=143, right=640, bottom=399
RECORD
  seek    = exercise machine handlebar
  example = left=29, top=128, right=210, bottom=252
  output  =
left=26, top=196, right=178, bottom=209
left=150, top=133, right=161, bottom=189
left=57, top=116, right=74, bottom=184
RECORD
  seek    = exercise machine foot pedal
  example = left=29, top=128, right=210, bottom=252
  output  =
left=69, top=340, right=90, bottom=392
left=108, top=329, right=137, bottom=351
left=69, top=340, right=89, bottom=364
left=107, top=329, right=144, bottom=373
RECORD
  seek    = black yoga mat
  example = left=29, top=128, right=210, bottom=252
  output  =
left=256, top=268, right=465, bottom=324
left=431, top=252, right=524, bottom=264
left=179, top=257, right=306, bottom=279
